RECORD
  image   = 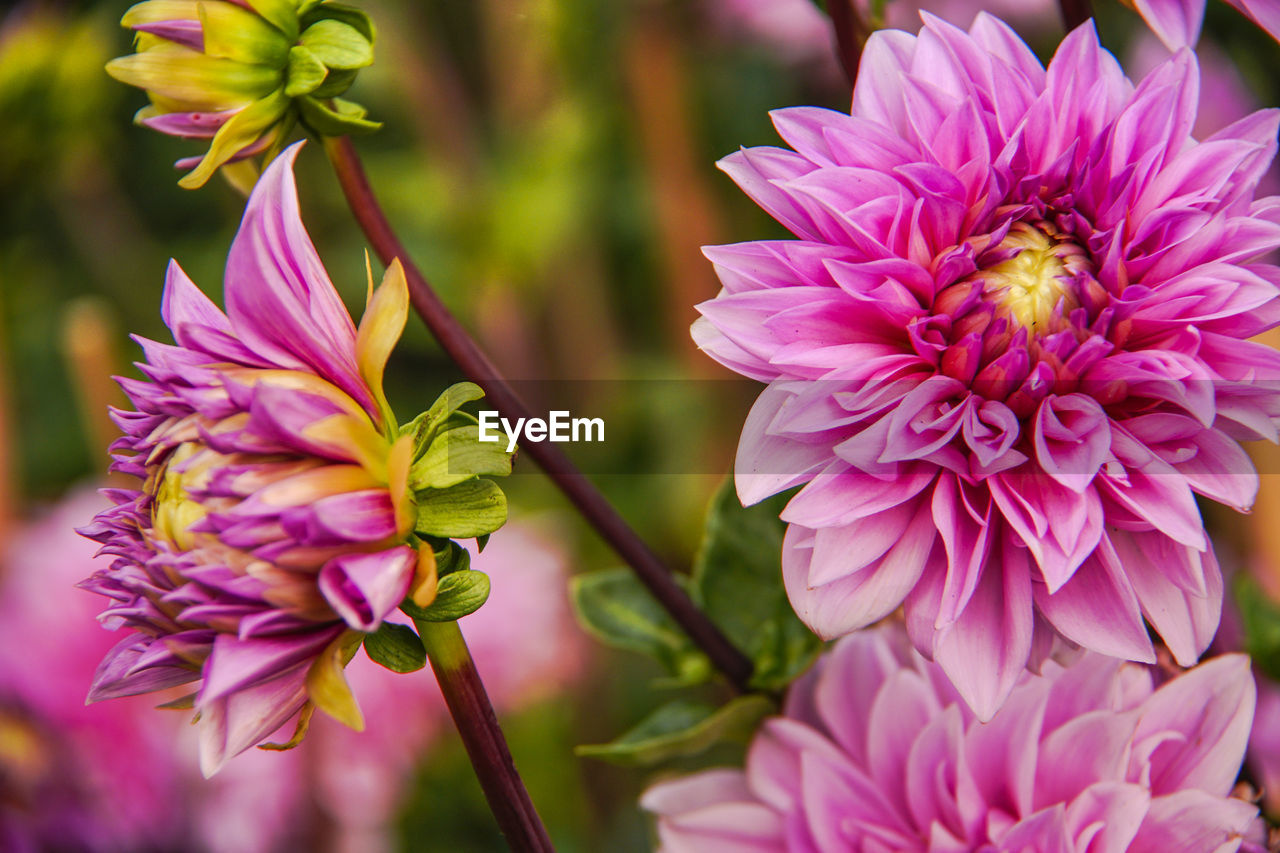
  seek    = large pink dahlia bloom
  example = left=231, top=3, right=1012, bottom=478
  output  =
left=79, top=143, right=425, bottom=775
left=695, top=14, right=1280, bottom=718
left=642, top=625, right=1263, bottom=852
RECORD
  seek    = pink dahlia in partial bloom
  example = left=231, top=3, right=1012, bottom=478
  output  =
left=696, top=13, right=1280, bottom=718
left=642, top=625, right=1264, bottom=852
left=78, top=142, right=429, bottom=775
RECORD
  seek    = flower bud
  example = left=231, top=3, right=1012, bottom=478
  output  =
left=106, top=0, right=380, bottom=190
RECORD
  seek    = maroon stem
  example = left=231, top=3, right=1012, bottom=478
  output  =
left=323, top=136, right=755, bottom=691
left=1058, top=0, right=1093, bottom=30
left=827, top=0, right=869, bottom=88
left=417, top=619, right=554, bottom=851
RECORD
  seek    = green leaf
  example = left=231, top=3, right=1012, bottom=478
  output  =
left=403, top=382, right=487, bottom=462
left=411, top=423, right=514, bottom=490
left=363, top=622, right=426, bottom=673
left=570, top=568, right=708, bottom=682
left=285, top=45, right=327, bottom=97
left=402, top=570, right=490, bottom=622
left=299, top=19, right=374, bottom=70
left=691, top=480, right=821, bottom=690
left=301, top=1, right=376, bottom=42
left=414, top=478, right=508, bottom=539
left=297, top=95, right=381, bottom=136
left=576, top=696, right=773, bottom=766
left=1237, top=574, right=1280, bottom=682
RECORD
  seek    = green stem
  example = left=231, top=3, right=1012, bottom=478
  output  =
left=323, top=135, right=756, bottom=692
left=415, top=619, right=555, bottom=852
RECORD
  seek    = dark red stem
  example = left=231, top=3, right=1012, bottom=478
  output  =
left=324, top=136, right=755, bottom=691
left=1058, top=0, right=1093, bottom=30
left=417, top=620, right=554, bottom=852
left=828, top=0, right=869, bottom=88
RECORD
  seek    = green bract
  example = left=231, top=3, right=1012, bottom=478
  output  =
left=106, top=0, right=380, bottom=189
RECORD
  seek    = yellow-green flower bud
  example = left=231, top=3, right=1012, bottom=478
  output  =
left=106, top=0, right=380, bottom=190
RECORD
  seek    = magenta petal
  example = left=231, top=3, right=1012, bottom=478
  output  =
left=1034, top=543, right=1157, bottom=664
left=1032, top=395, right=1110, bottom=494
left=934, top=531, right=1033, bottom=721
left=131, top=19, right=204, bottom=51
left=1132, top=0, right=1205, bottom=50
left=199, top=629, right=339, bottom=704
left=318, top=547, right=415, bottom=632
left=1226, top=0, right=1280, bottom=43
left=223, top=143, right=375, bottom=416
left=1129, top=789, right=1259, bottom=852
left=198, top=660, right=311, bottom=777
left=1131, top=653, right=1255, bottom=796
left=782, top=502, right=935, bottom=639
left=140, top=107, right=239, bottom=138
left=1063, top=781, right=1151, bottom=853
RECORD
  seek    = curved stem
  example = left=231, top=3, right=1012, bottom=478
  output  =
left=416, top=619, right=554, bottom=852
left=322, top=136, right=755, bottom=692
left=827, top=0, right=869, bottom=88
left=1058, top=0, right=1093, bottom=30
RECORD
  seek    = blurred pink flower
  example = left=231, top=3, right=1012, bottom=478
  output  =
left=643, top=624, right=1264, bottom=852
left=696, top=14, right=1280, bottom=719
left=0, top=487, right=190, bottom=852
left=707, top=0, right=1057, bottom=66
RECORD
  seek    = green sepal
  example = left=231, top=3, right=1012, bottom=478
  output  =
left=301, top=1, right=376, bottom=43
left=410, top=422, right=514, bottom=491
left=297, top=95, right=381, bottom=136
left=311, top=67, right=357, bottom=99
left=414, top=478, right=508, bottom=539
left=299, top=19, right=374, bottom=70
left=402, top=382, right=487, bottom=462
left=362, top=622, right=426, bottom=673
left=198, top=0, right=290, bottom=66
left=1237, top=574, right=1280, bottom=682
left=402, top=570, right=490, bottom=622
left=476, top=534, right=490, bottom=553
left=285, top=45, right=327, bottom=97
left=421, top=537, right=471, bottom=577
left=575, top=696, right=773, bottom=766
left=691, top=480, right=821, bottom=690
left=242, top=0, right=300, bottom=40
left=570, top=567, right=709, bottom=683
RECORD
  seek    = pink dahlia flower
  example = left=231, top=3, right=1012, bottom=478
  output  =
left=695, top=14, right=1280, bottom=718
left=1129, top=0, right=1280, bottom=51
left=642, top=625, right=1264, bottom=852
left=78, top=142, right=429, bottom=775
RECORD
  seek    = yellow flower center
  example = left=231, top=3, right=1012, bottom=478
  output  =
left=151, top=443, right=210, bottom=551
left=980, top=222, right=1086, bottom=332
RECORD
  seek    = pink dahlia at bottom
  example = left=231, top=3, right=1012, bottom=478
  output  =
left=695, top=13, right=1280, bottom=718
left=78, top=141, right=423, bottom=775
left=643, top=625, right=1264, bottom=852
